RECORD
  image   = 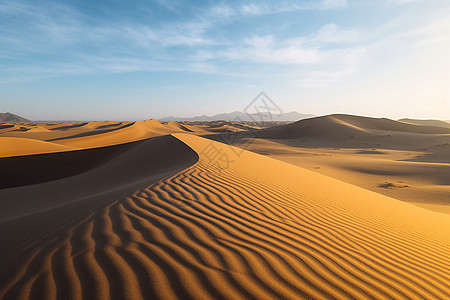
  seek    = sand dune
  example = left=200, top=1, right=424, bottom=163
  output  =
left=26, top=126, right=52, bottom=133
left=0, top=137, right=78, bottom=158
left=0, top=132, right=448, bottom=299
left=259, top=114, right=450, bottom=141
left=400, top=118, right=450, bottom=129
left=331, top=114, right=450, bottom=134
left=48, top=121, right=158, bottom=148
left=0, top=124, right=15, bottom=131
left=48, top=120, right=202, bottom=149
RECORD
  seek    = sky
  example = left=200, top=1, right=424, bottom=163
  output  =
left=0, top=0, right=449, bottom=121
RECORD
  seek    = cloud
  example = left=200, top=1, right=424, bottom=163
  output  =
left=208, top=4, right=235, bottom=18
left=0, top=0, right=362, bottom=87
left=319, top=0, right=348, bottom=9
left=285, top=24, right=360, bottom=47
left=6, top=0, right=445, bottom=90
left=124, top=23, right=215, bottom=48
left=0, top=0, right=357, bottom=87
left=218, top=0, right=349, bottom=18
left=210, top=24, right=364, bottom=67
left=388, top=0, right=422, bottom=4
left=240, top=3, right=262, bottom=15
left=155, top=0, right=179, bottom=10
left=295, top=67, right=356, bottom=87
left=184, top=23, right=365, bottom=87
left=221, top=35, right=324, bottom=65
left=0, top=1, right=220, bottom=82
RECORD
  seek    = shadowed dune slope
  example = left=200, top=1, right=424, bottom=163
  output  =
left=0, top=139, right=149, bottom=188
left=0, top=133, right=448, bottom=299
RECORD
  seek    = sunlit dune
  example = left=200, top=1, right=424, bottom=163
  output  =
left=0, top=137, right=78, bottom=157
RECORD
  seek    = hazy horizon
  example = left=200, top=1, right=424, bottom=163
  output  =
left=1, top=0, right=449, bottom=120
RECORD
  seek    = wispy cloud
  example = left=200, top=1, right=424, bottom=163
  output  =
left=388, top=0, right=423, bottom=4
left=237, top=0, right=348, bottom=17
left=319, top=0, right=348, bottom=9
left=0, top=0, right=353, bottom=82
left=190, top=23, right=362, bottom=64
left=295, top=67, right=356, bottom=87
left=190, top=23, right=365, bottom=87
left=1, top=0, right=447, bottom=91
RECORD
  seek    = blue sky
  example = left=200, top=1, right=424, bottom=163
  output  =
left=0, top=0, right=449, bottom=120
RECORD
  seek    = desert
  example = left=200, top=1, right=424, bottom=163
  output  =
left=0, top=115, right=449, bottom=299
left=1, top=0, right=449, bottom=299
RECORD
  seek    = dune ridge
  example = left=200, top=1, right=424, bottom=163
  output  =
left=0, top=133, right=448, bottom=299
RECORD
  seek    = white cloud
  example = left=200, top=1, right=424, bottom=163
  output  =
left=209, top=4, right=235, bottom=18
left=232, top=0, right=348, bottom=18
left=125, top=23, right=215, bottom=47
left=155, top=0, right=179, bottom=10
left=319, top=0, right=348, bottom=9
left=285, top=24, right=360, bottom=47
left=295, top=67, right=356, bottom=87
left=214, top=24, right=364, bottom=67
left=0, top=2, right=365, bottom=87
left=310, top=23, right=359, bottom=43
left=240, top=3, right=262, bottom=15
left=222, top=39, right=324, bottom=65
left=388, top=0, right=422, bottom=4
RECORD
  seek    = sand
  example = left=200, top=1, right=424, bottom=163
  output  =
left=0, top=115, right=449, bottom=299
left=234, top=114, right=450, bottom=213
left=243, top=139, right=450, bottom=212
left=0, top=137, right=78, bottom=157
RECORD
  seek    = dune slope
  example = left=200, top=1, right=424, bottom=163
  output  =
left=0, top=134, right=448, bottom=300
left=0, top=137, right=78, bottom=158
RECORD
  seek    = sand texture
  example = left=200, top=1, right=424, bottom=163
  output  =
left=0, top=116, right=449, bottom=299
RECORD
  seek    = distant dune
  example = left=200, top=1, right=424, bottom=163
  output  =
left=400, top=118, right=450, bottom=129
left=0, top=114, right=449, bottom=299
left=259, top=114, right=450, bottom=140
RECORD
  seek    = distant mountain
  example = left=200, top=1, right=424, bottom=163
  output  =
left=0, top=112, right=30, bottom=123
left=161, top=111, right=314, bottom=122
left=399, top=118, right=450, bottom=129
